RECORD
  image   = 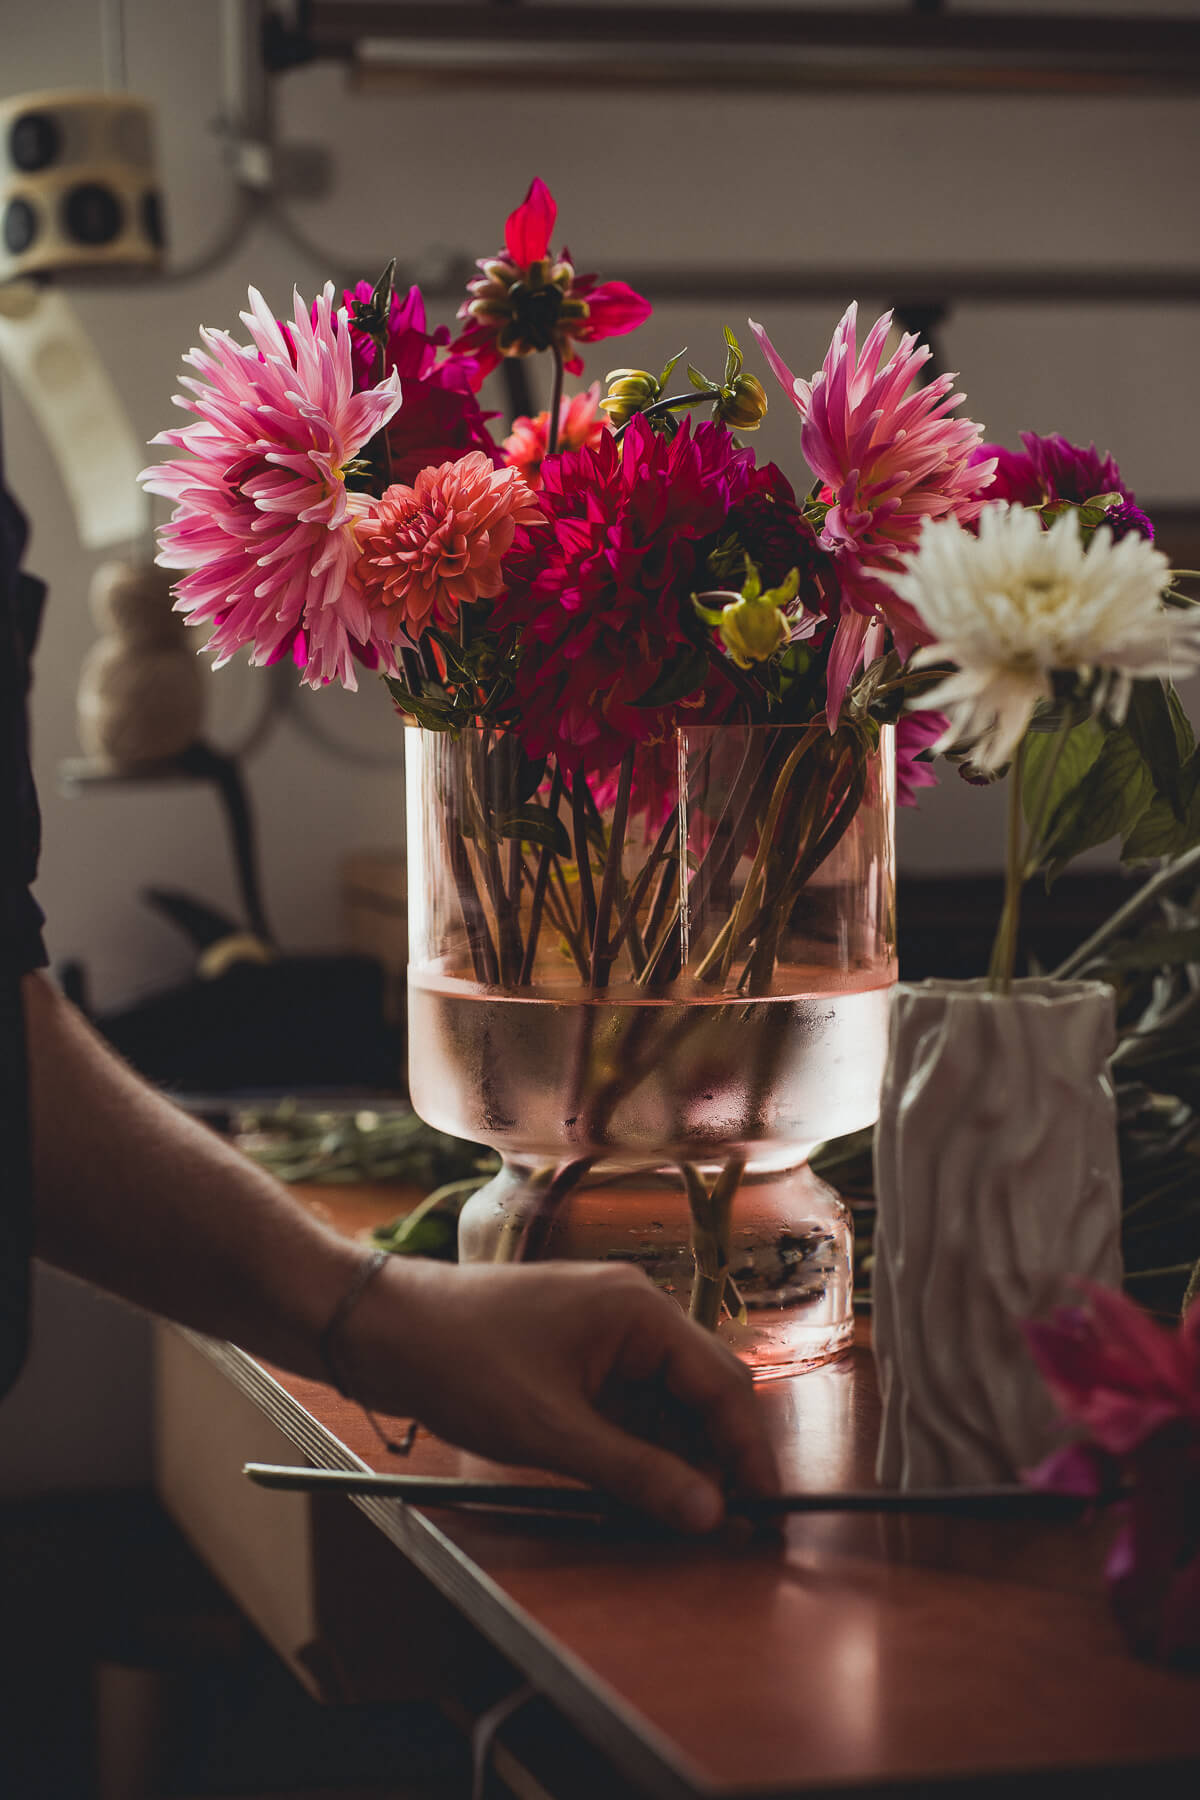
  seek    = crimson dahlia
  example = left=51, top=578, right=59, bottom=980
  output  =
left=495, top=416, right=784, bottom=775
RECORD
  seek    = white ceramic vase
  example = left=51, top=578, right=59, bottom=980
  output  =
left=873, top=977, right=1123, bottom=1488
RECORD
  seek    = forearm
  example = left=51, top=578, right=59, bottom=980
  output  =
left=20, top=972, right=779, bottom=1530
left=23, top=970, right=368, bottom=1381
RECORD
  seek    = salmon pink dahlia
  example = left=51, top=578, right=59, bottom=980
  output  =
left=502, top=383, right=609, bottom=488
left=140, top=285, right=402, bottom=689
left=356, top=451, right=544, bottom=640
left=750, top=305, right=994, bottom=722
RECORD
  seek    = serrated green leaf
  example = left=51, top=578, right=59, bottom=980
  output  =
left=632, top=644, right=711, bottom=709
left=1041, top=728, right=1155, bottom=883
left=495, top=806, right=571, bottom=857
left=1021, top=717, right=1104, bottom=847
left=1126, top=680, right=1188, bottom=820
left=658, top=349, right=684, bottom=387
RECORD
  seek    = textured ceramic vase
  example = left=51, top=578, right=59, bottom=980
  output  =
left=873, top=977, right=1123, bottom=1487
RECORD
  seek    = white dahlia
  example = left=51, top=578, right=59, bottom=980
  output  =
left=889, top=503, right=1200, bottom=769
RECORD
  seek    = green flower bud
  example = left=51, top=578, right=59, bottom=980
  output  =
left=716, top=594, right=789, bottom=668
left=693, top=562, right=801, bottom=669
left=600, top=368, right=661, bottom=428
left=715, top=372, right=768, bottom=432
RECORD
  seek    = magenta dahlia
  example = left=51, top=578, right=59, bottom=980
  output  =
left=447, top=177, right=651, bottom=384
left=333, top=280, right=500, bottom=485
left=494, top=416, right=772, bottom=775
left=751, top=305, right=994, bottom=721
left=971, top=431, right=1153, bottom=540
left=1025, top=1284, right=1200, bottom=1664
left=141, top=285, right=402, bottom=689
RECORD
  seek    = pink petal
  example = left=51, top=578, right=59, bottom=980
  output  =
left=505, top=177, right=556, bottom=267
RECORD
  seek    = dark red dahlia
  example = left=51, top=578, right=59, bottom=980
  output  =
left=494, top=416, right=771, bottom=776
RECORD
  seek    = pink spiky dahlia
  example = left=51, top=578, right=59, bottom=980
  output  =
left=356, top=452, right=544, bottom=640
left=750, top=305, right=995, bottom=721
left=141, top=285, right=403, bottom=689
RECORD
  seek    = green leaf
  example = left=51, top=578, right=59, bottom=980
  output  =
left=1126, top=680, right=1189, bottom=820
left=1021, top=717, right=1104, bottom=847
left=687, top=363, right=717, bottom=395
left=632, top=643, right=711, bottom=709
left=495, top=805, right=571, bottom=857
left=1169, top=685, right=1196, bottom=761
left=1099, top=926, right=1200, bottom=971
left=1040, top=728, right=1155, bottom=883
left=382, top=678, right=459, bottom=731
left=1121, top=755, right=1200, bottom=861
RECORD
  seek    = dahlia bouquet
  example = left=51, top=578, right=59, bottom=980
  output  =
left=139, top=177, right=990, bottom=982
left=140, top=175, right=1200, bottom=1333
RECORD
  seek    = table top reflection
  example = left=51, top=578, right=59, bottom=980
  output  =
left=192, top=1182, right=1200, bottom=1799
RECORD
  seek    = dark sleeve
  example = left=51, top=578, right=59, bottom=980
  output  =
left=2, top=484, right=48, bottom=978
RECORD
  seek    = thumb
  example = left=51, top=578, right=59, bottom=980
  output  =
left=557, top=1410, right=726, bottom=1534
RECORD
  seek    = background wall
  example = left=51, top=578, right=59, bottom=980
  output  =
left=2, top=0, right=1198, bottom=1491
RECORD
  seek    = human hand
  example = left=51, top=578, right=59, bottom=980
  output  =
left=347, top=1257, right=781, bottom=1533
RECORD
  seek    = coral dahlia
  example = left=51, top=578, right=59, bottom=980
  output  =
left=750, top=305, right=995, bottom=721
left=141, top=285, right=402, bottom=689
left=356, top=452, right=544, bottom=640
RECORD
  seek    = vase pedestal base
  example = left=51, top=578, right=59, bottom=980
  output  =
left=459, top=1158, right=855, bottom=1382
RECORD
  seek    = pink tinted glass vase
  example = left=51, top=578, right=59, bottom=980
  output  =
left=406, top=722, right=895, bottom=1377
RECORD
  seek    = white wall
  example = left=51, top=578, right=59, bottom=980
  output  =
left=2, top=0, right=1199, bottom=1488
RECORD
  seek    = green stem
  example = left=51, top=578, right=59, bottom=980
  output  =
left=590, top=747, right=634, bottom=988
left=613, top=391, right=707, bottom=443
left=680, top=1154, right=746, bottom=1331
left=518, top=762, right=564, bottom=985
left=1052, top=841, right=1200, bottom=980
left=572, top=773, right=598, bottom=946
left=546, top=343, right=566, bottom=456
left=989, top=739, right=1027, bottom=995
left=694, top=731, right=816, bottom=986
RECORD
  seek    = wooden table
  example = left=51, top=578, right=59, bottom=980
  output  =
left=155, top=1183, right=1200, bottom=1799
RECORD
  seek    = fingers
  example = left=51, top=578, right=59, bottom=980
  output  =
left=660, top=1316, right=782, bottom=1501
left=555, top=1409, right=726, bottom=1535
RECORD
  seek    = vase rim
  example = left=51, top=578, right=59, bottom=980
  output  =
left=401, top=720, right=892, bottom=740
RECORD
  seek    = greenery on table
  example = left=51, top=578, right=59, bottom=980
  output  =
left=235, top=1102, right=498, bottom=1261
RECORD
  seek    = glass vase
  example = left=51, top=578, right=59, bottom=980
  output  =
left=406, top=721, right=895, bottom=1378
